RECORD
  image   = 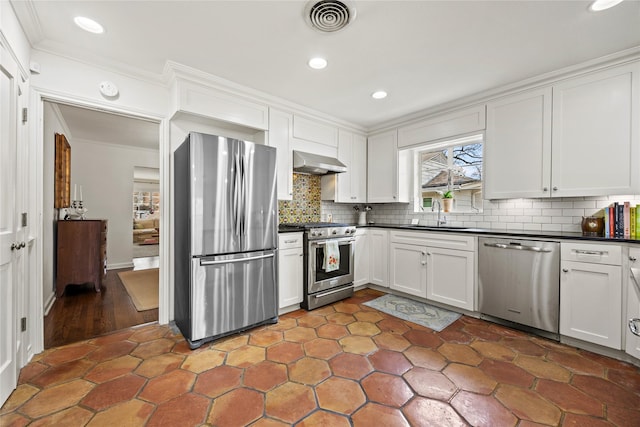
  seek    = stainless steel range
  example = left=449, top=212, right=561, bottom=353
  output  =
left=280, top=222, right=356, bottom=310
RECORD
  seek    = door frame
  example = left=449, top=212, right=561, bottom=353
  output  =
left=28, top=88, right=169, bottom=356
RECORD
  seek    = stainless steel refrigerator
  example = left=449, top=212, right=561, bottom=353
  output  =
left=174, top=132, right=278, bottom=349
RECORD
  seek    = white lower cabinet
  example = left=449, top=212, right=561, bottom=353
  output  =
left=626, top=248, right=640, bottom=359
left=426, top=247, right=475, bottom=311
left=369, top=229, right=389, bottom=287
left=560, top=243, right=622, bottom=349
left=389, top=230, right=476, bottom=308
left=278, top=233, right=303, bottom=309
left=354, top=229, right=370, bottom=287
left=390, top=242, right=427, bottom=297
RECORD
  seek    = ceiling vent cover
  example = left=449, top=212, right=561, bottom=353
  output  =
left=305, top=0, right=356, bottom=33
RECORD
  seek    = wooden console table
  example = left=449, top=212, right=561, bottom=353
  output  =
left=56, top=219, right=107, bottom=297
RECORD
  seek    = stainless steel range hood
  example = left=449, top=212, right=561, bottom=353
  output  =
left=293, top=151, right=347, bottom=175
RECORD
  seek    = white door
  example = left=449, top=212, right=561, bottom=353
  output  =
left=369, top=229, right=389, bottom=287
left=390, top=243, right=427, bottom=298
left=551, top=62, right=640, bottom=197
left=426, top=247, right=475, bottom=311
left=0, top=44, right=19, bottom=406
left=626, top=249, right=640, bottom=359
left=560, top=261, right=622, bottom=349
left=485, top=87, right=552, bottom=199
left=354, top=229, right=370, bottom=287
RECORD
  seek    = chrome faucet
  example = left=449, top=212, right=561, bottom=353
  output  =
left=432, top=200, right=447, bottom=227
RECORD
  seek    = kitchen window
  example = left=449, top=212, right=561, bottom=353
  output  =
left=414, top=134, right=484, bottom=213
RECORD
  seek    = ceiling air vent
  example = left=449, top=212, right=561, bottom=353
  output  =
left=305, top=0, right=356, bottom=33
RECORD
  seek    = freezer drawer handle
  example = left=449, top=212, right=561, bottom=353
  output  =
left=629, top=319, right=640, bottom=337
left=200, top=252, right=275, bottom=266
left=482, top=242, right=551, bottom=253
left=313, top=287, right=352, bottom=299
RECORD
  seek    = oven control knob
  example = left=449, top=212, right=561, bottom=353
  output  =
left=332, top=230, right=337, bottom=235
left=311, top=231, right=317, bottom=237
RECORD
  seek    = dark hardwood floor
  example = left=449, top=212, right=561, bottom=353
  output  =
left=44, top=267, right=159, bottom=348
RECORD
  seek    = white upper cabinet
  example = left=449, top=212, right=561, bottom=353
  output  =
left=322, top=129, right=367, bottom=203
left=485, top=61, right=640, bottom=199
left=485, top=88, right=552, bottom=199
left=268, top=108, right=294, bottom=200
left=367, top=130, right=411, bottom=203
left=551, top=63, right=639, bottom=197
left=397, top=105, right=486, bottom=148
left=293, top=115, right=338, bottom=147
left=171, top=79, right=269, bottom=130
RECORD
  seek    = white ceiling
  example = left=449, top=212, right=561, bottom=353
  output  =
left=13, top=0, right=640, bottom=131
left=55, top=103, right=160, bottom=150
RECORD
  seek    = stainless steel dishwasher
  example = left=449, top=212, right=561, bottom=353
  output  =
left=478, top=237, right=560, bottom=337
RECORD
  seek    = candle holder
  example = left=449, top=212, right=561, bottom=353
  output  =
left=65, top=200, right=88, bottom=220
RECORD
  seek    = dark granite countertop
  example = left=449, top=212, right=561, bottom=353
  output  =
left=278, top=222, right=640, bottom=244
left=358, top=223, right=640, bottom=244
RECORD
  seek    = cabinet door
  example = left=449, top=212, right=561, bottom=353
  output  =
left=367, top=130, right=399, bottom=203
left=560, top=260, right=622, bottom=349
left=269, top=109, right=293, bottom=200
left=354, top=229, right=370, bottom=287
left=552, top=63, right=640, bottom=197
left=426, top=247, right=475, bottom=310
left=369, top=229, right=389, bottom=287
left=626, top=249, right=640, bottom=359
left=485, top=87, right=552, bottom=199
left=390, top=243, right=427, bottom=298
left=293, top=115, right=338, bottom=147
left=350, top=133, right=367, bottom=202
left=278, top=247, right=303, bottom=308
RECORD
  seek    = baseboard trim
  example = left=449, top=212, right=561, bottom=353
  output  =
left=43, top=292, right=56, bottom=316
left=108, top=262, right=134, bottom=270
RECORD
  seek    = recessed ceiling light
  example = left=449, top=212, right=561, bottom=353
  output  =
left=74, top=16, right=104, bottom=34
left=589, top=0, right=624, bottom=11
left=372, top=91, right=387, bottom=99
left=308, top=57, right=328, bottom=70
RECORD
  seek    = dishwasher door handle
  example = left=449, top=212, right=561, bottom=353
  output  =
left=483, top=242, right=552, bottom=253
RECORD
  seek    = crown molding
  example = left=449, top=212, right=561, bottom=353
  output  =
left=9, top=0, right=44, bottom=45
left=370, top=45, right=640, bottom=134
left=163, top=60, right=367, bottom=134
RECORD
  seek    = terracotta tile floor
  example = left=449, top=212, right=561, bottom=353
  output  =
left=2, top=288, right=640, bottom=426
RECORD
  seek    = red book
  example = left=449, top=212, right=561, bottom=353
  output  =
left=609, top=205, right=615, bottom=238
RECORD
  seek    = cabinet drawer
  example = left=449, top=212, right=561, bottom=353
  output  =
left=561, top=242, right=621, bottom=266
left=279, top=233, right=303, bottom=250
left=390, top=230, right=475, bottom=251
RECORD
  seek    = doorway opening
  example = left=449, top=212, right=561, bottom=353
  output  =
left=42, top=101, right=161, bottom=348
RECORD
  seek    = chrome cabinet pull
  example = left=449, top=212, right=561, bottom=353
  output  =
left=629, top=319, right=640, bottom=337
left=574, top=249, right=606, bottom=256
left=543, top=187, right=548, bottom=192
left=630, top=256, right=638, bottom=262
left=284, top=239, right=298, bottom=244
left=562, top=268, right=569, bottom=273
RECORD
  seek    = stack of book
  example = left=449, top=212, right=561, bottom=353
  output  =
left=603, top=202, right=639, bottom=239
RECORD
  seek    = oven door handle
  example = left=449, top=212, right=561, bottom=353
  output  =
left=311, top=237, right=355, bottom=246
left=314, top=286, right=353, bottom=299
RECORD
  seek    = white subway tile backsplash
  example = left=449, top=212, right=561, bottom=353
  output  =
left=322, top=195, right=640, bottom=233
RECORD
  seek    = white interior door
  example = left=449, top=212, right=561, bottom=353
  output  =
left=0, top=45, right=19, bottom=406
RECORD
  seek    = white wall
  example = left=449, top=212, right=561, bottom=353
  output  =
left=72, top=139, right=159, bottom=268
left=0, top=1, right=31, bottom=75
left=42, top=103, right=70, bottom=310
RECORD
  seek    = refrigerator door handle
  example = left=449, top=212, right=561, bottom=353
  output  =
left=200, top=252, right=275, bottom=266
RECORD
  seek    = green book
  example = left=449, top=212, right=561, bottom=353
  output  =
left=637, top=205, right=640, bottom=240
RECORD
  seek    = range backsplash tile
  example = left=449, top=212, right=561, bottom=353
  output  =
left=278, top=174, right=321, bottom=224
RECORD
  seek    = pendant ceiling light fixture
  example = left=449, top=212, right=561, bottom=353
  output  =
left=588, top=0, right=624, bottom=11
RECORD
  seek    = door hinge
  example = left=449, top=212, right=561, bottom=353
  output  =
left=22, top=108, right=28, bottom=123
left=21, top=212, right=27, bottom=227
left=21, top=317, right=27, bottom=332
